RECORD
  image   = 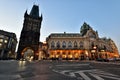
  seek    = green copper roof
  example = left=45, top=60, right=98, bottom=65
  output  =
left=30, top=5, right=39, bottom=18
left=80, top=22, right=92, bottom=36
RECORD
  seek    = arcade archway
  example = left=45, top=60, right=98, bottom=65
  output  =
left=21, top=47, right=34, bottom=61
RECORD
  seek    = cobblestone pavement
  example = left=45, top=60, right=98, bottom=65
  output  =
left=0, top=60, right=120, bottom=80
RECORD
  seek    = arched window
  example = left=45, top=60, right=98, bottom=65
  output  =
left=88, top=32, right=96, bottom=39
left=51, top=41, right=55, bottom=48
left=57, top=41, right=60, bottom=48
left=74, top=41, right=77, bottom=48
left=68, top=41, right=72, bottom=48
left=91, top=42, right=94, bottom=48
left=104, top=45, right=106, bottom=50
left=80, top=41, right=84, bottom=49
left=62, top=41, right=66, bottom=48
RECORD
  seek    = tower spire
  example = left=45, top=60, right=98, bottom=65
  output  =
left=30, top=5, right=39, bottom=18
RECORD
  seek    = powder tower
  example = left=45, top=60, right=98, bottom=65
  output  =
left=17, top=5, right=42, bottom=60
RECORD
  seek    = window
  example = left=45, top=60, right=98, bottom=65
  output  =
left=57, top=41, right=60, bottom=48
left=0, top=39, right=3, bottom=42
left=28, top=37, right=32, bottom=41
left=0, top=43, right=2, bottom=47
left=91, top=42, right=94, bottom=48
left=68, top=41, right=72, bottom=48
left=89, top=32, right=96, bottom=39
left=74, top=41, right=77, bottom=48
left=62, top=41, right=66, bottom=48
left=51, top=41, right=55, bottom=48
left=80, top=41, right=84, bottom=49
left=104, top=45, right=106, bottom=50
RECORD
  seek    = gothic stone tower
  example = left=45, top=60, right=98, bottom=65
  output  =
left=17, top=5, right=42, bottom=60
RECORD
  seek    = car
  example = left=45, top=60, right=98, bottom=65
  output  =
left=96, top=58, right=104, bottom=62
left=20, top=58, right=26, bottom=61
left=108, top=58, right=115, bottom=62
left=115, top=58, right=120, bottom=61
left=103, top=59, right=109, bottom=62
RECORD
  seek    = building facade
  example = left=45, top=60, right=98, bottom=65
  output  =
left=0, top=30, right=17, bottom=59
left=38, top=42, right=48, bottom=60
left=17, top=5, right=43, bottom=60
left=46, top=22, right=119, bottom=60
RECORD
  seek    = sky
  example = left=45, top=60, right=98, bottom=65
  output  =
left=0, top=0, right=120, bottom=52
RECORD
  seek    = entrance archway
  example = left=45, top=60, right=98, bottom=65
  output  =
left=22, top=47, right=34, bottom=61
